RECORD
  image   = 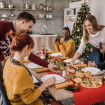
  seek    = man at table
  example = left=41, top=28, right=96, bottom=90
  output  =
left=0, top=12, right=57, bottom=76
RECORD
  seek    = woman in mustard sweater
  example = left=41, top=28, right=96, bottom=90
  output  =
left=55, top=27, right=75, bottom=58
left=3, top=32, right=56, bottom=105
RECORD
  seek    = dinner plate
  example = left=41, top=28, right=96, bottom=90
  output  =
left=64, top=58, right=81, bottom=64
left=50, top=53, right=62, bottom=57
left=82, top=67, right=103, bottom=75
left=41, top=74, right=65, bottom=84
left=27, top=63, right=42, bottom=69
left=24, top=56, right=28, bottom=60
left=32, top=75, right=39, bottom=83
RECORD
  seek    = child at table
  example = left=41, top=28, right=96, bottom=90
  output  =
left=55, top=27, right=75, bottom=58
left=3, top=31, right=62, bottom=105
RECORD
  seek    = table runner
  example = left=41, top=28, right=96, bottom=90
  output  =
left=47, top=70, right=105, bottom=105
left=74, top=84, right=105, bottom=105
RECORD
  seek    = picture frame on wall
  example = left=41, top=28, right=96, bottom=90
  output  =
left=70, top=0, right=81, bottom=2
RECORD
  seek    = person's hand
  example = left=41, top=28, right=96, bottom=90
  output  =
left=55, top=37, right=58, bottom=42
left=70, top=60, right=74, bottom=65
left=42, top=77, right=56, bottom=88
left=88, top=61, right=97, bottom=67
left=100, top=45, right=105, bottom=53
left=3, top=55, right=12, bottom=62
left=39, top=77, right=56, bottom=92
left=48, top=64, right=57, bottom=72
left=100, top=49, right=105, bottom=54
left=55, top=37, right=60, bottom=45
left=55, top=41, right=61, bottom=46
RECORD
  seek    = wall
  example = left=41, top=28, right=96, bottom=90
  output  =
left=0, top=0, right=70, bottom=36
left=69, top=0, right=105, bottom=26
left=89, top=0, right=105, bottom=25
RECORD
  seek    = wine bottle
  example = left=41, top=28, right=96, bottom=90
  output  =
left=99, top=42, right=102, bottom=49
left=42, top=45, right=45, bottom=55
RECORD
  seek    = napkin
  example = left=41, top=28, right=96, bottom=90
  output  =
left=59, top=57, right=69, bottom=60
left=36, top=68, right=50, bottom=73
left=48, top=51, right=56, bottom=54
left=74, top=64, right=87, bottom=68
left=54, top=81, right=73, bottom=89
left=23, top=59, right=31, bottom=63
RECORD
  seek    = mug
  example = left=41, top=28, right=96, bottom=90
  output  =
left=8, top=4, right=13, bottom=8
left=0, top=2, right=5, bottom=8
left=32, top=4, right=35, bottom=10
left=10, top=13, right=15, bottom=17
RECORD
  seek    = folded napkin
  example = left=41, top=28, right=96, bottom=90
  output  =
left=36, top=68, right=50, bottom=73
left=54, top=81, right=73, bottom=89
left=23, top=59, right=31, bottom=63
left=59, top=57, right=69, bottom=60
left=48, top=51, right=56, bottom=54
left=74, top=64, right=87, bottom=68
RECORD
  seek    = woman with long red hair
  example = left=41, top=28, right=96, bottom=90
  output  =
left=3, top=31, right=56, bottom=105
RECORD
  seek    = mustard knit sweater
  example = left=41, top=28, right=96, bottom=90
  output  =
left=55, top=38, right=75, bottom=58
left=3, top=59, right=44, bottom=105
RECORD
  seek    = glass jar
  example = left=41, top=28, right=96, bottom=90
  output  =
left=46, top=6, right=49, bottom=11
left=43, top=6, right=47, bottom=10
left=40, top=4, right=43, bottom=10
left=32, top=4, right=35, bottom=10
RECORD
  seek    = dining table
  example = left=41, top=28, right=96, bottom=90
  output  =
left=24, top=61, right=105, bottom=105
left=24, top=63, right=74, bottom=101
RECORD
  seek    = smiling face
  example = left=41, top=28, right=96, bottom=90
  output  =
left=84, top=20, right=97, bottom=34
left=85, top=20, right=94, bottom=34
left=62, top=29, right=70, bottom=40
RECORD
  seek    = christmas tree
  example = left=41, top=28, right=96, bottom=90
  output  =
left=71, top=2, right=91, bottom=62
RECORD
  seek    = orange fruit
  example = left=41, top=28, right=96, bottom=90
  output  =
left=60, top=67, right=64, bottom=71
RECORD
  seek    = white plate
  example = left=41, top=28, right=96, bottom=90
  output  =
left=24, top=56, right=28, bottom=60
left=82, top=67, right=103, bottom=75
left=32, top=75, right=39, bottom=83
left=50, top=53, right=62, bottom=57
left=41, top=74, right=65, bottom=84
left=27, top=63, right=42, bottom=69
left=64, top=58, right=81, bottom=64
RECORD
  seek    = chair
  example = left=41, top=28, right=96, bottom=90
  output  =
left=0, top=80, right=11, bottom=105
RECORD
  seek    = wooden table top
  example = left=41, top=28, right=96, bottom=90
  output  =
left=24, top=63, right=104, bottom=101
left=24, top=63, right=74, bottom=101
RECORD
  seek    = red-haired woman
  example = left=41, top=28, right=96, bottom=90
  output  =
left=3, top=32, right=57, bottom=105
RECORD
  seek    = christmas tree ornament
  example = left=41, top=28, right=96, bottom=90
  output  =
left=71, top=3, right=91, bottom=62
